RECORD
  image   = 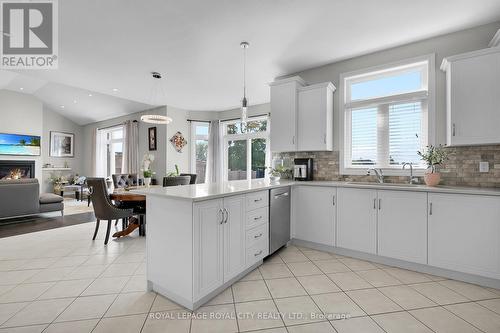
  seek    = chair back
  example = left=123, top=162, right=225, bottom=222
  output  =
left=163, top=176, right=191, bottom=187
left=87, top=177, right=132, bottom=220
left=180, top=173, right=198, bottom=184
left=112, top=174, right=141, bottom=188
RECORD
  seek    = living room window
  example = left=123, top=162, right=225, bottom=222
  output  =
left=341, top=56, right=433, bottom=175
left=221, top=116, right=270, bottom=181
left=190, top=121, right=209, bottom=183
left=96, top=125, right=124, bottom=178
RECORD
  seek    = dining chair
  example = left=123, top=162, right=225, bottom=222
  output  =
left=180, top=173, right=198, bottom=184
left=163, top=175, right=191, bottom=187
left=87, top=178, right=135, bottom=245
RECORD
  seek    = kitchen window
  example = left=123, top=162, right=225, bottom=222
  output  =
left=96, top=125, right=124, bottom=178
left=222, top=116, right=270, bottom=181
left=190, top=121, right=209, bottom=183
left=341, top=56, right=434, bottom=175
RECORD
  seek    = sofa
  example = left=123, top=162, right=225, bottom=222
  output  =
left=0, top=179, right=64, bottom=219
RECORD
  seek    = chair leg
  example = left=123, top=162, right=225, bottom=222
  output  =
left=104, top=220, right=112, bottom=245
left=114, top=219, right=118, bottom=226
left=92, top=219, right=100, bottom=240
left=87, top=195, right=91, bottom=207
left=122, top=217, right=128, bottom=230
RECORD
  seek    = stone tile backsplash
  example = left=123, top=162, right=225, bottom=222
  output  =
left=275, top=145, right=500, bottom=187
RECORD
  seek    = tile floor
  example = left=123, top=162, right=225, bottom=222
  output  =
left=1, top=223, right=500, bottom=332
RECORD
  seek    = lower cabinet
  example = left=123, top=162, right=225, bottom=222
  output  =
left=293, top=186, right=336, bottom=246
left=428, top=193, right=500, bottom=279
left=223, top=195, right=247, bottom=282
left=377, top=190, right=427, bottom=264
left=337, top=188, right=377, bottom=254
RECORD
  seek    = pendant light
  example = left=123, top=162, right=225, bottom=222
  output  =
left=240, top=41, right=249, bottom=123
left=141, top=71, right=173, bottom=124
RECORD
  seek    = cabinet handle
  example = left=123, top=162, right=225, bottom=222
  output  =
left=324, top=134, right=326, bottom=144
left=254, top=233, right=263, bottom=239
left=254, top=198, right=262, bottom=202
left=429, top=202, right=433, bottom=215
left=292, top=136, right=295, bottom=145
left=254, top=216, right=262, bottom=221
left=224, top=208, right=229, bottom=224
left=254, top=250, right=263, bottom=257
left=219, top=208, right=224, bottom=224
left=378, top=198, right=381, bottom=210
left=274, top=192, right=289, bottom=199
left=373, top=198, right=377, bottom=209
left=332, top=195, right=335, bottom=206
left=452, top=123, right=456, bottom=137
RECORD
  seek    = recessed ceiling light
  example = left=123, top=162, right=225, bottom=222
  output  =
left=73, top=100, right=77, bottom=104
left=88, top=93, right=92, bottom=97
left=60, top=105, right=65, bottom=108
left=112, top=88, right=119, bottom=92
left=19, top=87, right=24, bottom=91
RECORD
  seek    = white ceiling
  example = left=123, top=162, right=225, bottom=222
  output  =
left=5, top=0, right=500, bottom=123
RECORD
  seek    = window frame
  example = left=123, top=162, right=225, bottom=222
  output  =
left=221, top=116, right=271, bottom=182
left=96, top=125, right=124, bottom=178
left=339, top=54, right=435, bottom=176
left=190, top=121, right=210, bottom=184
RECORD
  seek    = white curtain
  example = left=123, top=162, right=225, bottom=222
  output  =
left=206, top=120, right=220, bottom=183
left=95, top=128, right=106, bottom=177
left=123, top=120, right=139, bottom=174
left=91, top=128, right=98, bottom=176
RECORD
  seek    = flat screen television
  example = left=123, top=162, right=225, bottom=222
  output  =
left=0, top=133, right=41, bottom=156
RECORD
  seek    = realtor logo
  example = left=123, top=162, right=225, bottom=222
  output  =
left=1, top=0, right=58, bottom=69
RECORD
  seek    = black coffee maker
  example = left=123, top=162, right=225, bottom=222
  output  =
left=293, top=158, right=313, bottom=181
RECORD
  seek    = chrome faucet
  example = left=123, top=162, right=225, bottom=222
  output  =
left=402, top=162, right=418, bottom=184
left=367, top=168, right=384, bottom=183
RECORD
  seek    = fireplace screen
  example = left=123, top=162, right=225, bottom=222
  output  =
left=0, top=161, right=35, bottom=180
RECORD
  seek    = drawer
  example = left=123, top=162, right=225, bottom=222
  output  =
left=246, top=223, right=268, bottom=249
left=246, top=207, right=269, bottom=229
left=247, top=239, right=268, bottom=266
left=246, top=191, right=269, bottom=211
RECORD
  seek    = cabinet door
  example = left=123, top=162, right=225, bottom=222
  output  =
left=293, top=186, right=336, bottom=246
left=337, top=188, right=377, bottom=254
left=428, top=193, right=500, bottom=279
left=193, top=199, right=224, bottom=300
left=270, top=81, right=298, bottom=152
left=223, top=195, right=246, bottom=282
left=377, top=190, right=427, bottom=264
left=449, top=52, right=500, bottom=145
left=297, top=85, right=333, bottom=151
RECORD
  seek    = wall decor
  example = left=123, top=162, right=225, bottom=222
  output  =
left=148, top=127, right=157, bottom=151
left=169, top=131, right=187, bottom=153
left=50, top=131, right=74, bottom=157
left=0, top=133, right=41, bottom=156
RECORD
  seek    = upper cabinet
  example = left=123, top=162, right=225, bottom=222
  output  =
left=270, top=76, right=335, bottom=152
left=441, top=47, right=500, bottom=146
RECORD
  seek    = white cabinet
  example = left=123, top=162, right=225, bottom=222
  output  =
left=377, top=190, right=427, bottom=264
left=428, top=193, right=500, bottom=279
left=297, top=83, right=335, bottom=151
left=223, top=195, right=246, bottom=282
left=292, top=186, right=336, bottom=246
left=337, top=188, right=377, bottom=254
left=441, top=47, right=500, bottom=146
left=269, top=76, right=305, bottom=152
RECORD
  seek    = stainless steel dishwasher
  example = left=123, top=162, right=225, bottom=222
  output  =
left=269, top=186, right=291, bottom=255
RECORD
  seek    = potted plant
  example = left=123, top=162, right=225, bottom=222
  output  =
left=49, top=173, right=66, bottom=194
left=268, top=165, right=292, bottom=183
left=143, top=169, right=154, bottom=187
left=142, top=153, right=155, bottom=187
left=417, top=145, right=448, bottom=186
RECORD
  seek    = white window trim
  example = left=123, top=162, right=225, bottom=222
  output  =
left=339, top=54, right=436, bottom=176
left=190, top=121, right=209, bottom=180
left=96, top=125, right=124, bottom=178
left=221, top=116, right=271, bottom=181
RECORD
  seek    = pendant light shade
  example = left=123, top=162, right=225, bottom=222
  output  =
left=142, top=71, right=172, bottom=125
left=140, top=114, right=172, bottom=124
left=240, top=41, right=249, bottom=123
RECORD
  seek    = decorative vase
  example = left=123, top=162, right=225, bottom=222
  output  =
left=424, top=172, right=441, bottom=186
left=144, top=177, right=151, bottom=187
left=269, top=175, right=280, bottom=183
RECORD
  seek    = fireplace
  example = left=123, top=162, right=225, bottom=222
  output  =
left=0, top=160, right=35, bottom=180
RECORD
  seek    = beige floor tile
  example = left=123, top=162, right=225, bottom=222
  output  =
left=0, top=270, right=40, bottom=285
left=206, top=287, right=233, bottom=306
left=232, top=280, right=271, bottom=302
left=64, top=265, right=107, bottom=280
left=485, top=287, right=500, bottom=296
left=81, top=276, right=129, bottom=296
left=105, top=291, right=156, bottom=317
left=0, top=324, right=47, bottom=332
left=313, top=260, right=351, bottom=274
left=191, top=303, right=238, bottom=333
left=43, top=319, right=98, bottom=333
left=3, top=298, right=74, bottom=327
left=339, top=258, right=377, bottom=271
left=265, top=254, right=284, bottom=264
left=0, top=282, right=55, bottom=303
left=81, top=255, right=118, bottom=266
left=446, top=302, right=500, bottom=333
left=331, top=316, right=384, bottom=333
left=121, top=275, right=147, bottom=293
left=410, top=306, right=482, bottom=333
left=372, top=311, right=433, bottom=333
left=235, top=299, right=283, bottom=332
left=50, top=256, right=90, bottom=268
left=93, top=313, right=147, bottom=333
left=287, top=321, right=336, bottom=333
left=311, top=292, right=365, bottom=319
left=327, top=272, right=373, bottom=291
left=301, top=250, right=335, bottom=261
left=439, top=280, right=498, bottom=301
left=297, top=275, right=340, bottom=295
left=274, top=295, right=322, bottom=326
left=39, top=279, right=93, bottom=299
left=346, top=289, right=402, bottom=315
left=0, top=260, right=27, bottom=272
left=134, top=263, right=146, bottom=275
left=101, top=263, right=140, bottom=278
left=25, top=267, right=76, bottom=283
left=287, top=262, right=323, bottom=277
left=423, top=273, right=448, bottom=281
left=0, top=302, right=28, bottom=326
left=246, top=328, right=287, bottom=333
left=409, top=282, right=470, bottom=305
left=0, top=285, right=14, bottom=297
left=239, top=268, right=263, bottom=281
left=142, top=310, right=191, bottom=333
left=356, top=269, right=403, bottom=287
left=378, top=285, right=437, bottom=310
left=279, top=251, right=310, bottom=263
left=259, top=263, right=293, bottom=279
left=265, top=277, right=307, bottom=298
left=150, top=294, right=183, bottom=312
left=20, top=258, right=58, bottom=270
left=113, top=253, right=145, bottom=264
left=55, top=294, right=117, bottom=322
left=383, top=268, right=432, bottom=284
left=477, top=298, right=500, bottom=315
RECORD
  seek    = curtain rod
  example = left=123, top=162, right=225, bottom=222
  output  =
left=186, top=119, right=211, bottom=123
left=219, top=113, right=269, bottom=122
left=97, top=120, right=137, bottom=130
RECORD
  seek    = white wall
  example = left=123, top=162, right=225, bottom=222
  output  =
left=166, top=106, right=190, bottom=174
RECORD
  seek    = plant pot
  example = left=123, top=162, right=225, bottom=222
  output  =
left=270, top=175, right=280, bottom=183
left=424, top=172, right=441, bottom=186
left=144, top=177, right=151, bottom=187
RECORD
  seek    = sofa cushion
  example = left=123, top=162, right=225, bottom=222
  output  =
left=40, top=193, right=64, bottom=204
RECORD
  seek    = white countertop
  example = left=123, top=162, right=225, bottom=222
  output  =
left=133, top=179, right=500, bottom=201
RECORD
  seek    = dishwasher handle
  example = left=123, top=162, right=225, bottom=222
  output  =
left=273, top=192, right=289, bottom=199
